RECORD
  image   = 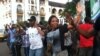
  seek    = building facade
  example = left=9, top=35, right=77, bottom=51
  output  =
left=40, top=0, right=65, bottom=24
left=0, top=0, right=66, bottom=28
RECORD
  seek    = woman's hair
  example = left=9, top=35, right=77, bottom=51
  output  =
left=94, top=15, right=100, bottom=31
left=47, top=15, right=59, bottom=31
left=48, top=15, right=58, bottom=25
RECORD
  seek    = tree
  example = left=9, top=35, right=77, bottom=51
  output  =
left=63, top=0, right=80, bottom=16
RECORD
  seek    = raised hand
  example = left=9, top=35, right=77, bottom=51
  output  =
left=76, top=2, right=84, bottom=15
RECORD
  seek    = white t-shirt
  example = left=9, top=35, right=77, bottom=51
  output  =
left=27, top=27, right=43, bottom=50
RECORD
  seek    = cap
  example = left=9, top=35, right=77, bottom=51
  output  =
left=28, top=16, right=36, bottom=22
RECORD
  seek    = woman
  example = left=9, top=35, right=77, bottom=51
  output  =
left=15, top=25, right=22, bottom=56
left=4, top=24, right=10, bottom=49
left=46, top=15, right=73, bottom=56
left=7, top=24, right=16, bottom=56
left=21, top=22, right=30, bottom=56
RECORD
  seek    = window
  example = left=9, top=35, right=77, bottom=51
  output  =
left=16, top=0, right=22, bottom=2
left=17, top=5, right=23, bottom=22
left=31, top=6, right=34, bottom=11
left=52, top=8, right=56, bottom=14
left=40, top=0, right=45, bottom=5
left=0, top=0, right=3, bottom=2
left=58, top=9, right=62, bottom=15
left=49, top=8, right=51, bottom=12
left=28, top=0, right=30, bottom=3
left=17, top=15, right=23, bottom=22
left=9, top=0, right=11, bottom=2
left=5, top=0, right=7, bottom=2
left=17, top=5, right=23, bottom=13
left=31, top=0, right=34, bottom=4
left=40, top=7, right=45, bottom=16
left=40, top=7, right=44, bottom=13
left=28, top=0, right=34, bottom=4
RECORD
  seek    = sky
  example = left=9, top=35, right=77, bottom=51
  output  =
left=49, top=0, right=72, bottom=4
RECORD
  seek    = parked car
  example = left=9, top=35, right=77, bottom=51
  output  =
left=0, top=29, right=5, bottom=41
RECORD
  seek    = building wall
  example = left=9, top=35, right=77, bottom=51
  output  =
left=40, top=0, right=64, bottom=21
left=0, top=0, right=65, bottom=29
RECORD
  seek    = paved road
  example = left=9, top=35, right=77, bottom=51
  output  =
left=0, top=41, right=24, bottom=56
left=0, top=41, right=11, bottom=56
left=0, top=41, right=68, bottom=56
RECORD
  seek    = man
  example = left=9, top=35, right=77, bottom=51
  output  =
left=78, top=17, right=94, bottom=56
left=27, top=16, right=44, bottom=56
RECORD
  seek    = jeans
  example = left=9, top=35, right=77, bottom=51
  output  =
left=15, top=45, right=21, bottom=56
left=52, top=52, right=59, bottom=56
left=7, top=38, right=10, bottom=49
left=29, top=48, right=43, bottom=56
left=93, top=47, right=100, bottom=56
left=78, top=47, right=93, bottom=56
left=65, top=45, right=72, bottom=56
left=24, top=47, right=30, bottom=56
left=10, top=43, right=16, bottom=56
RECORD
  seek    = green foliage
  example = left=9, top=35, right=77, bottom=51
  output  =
left=64, top=2, right=76, bottom=16
left=39, top=17, right=47, bottom=26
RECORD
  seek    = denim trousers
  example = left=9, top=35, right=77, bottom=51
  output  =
left=24, top=47, right=30, bottom=56
left=93, top=47, right=100, bottom=56
left=29, top=48, right=43, bottom=56
left=10, top=43, right=16, bottom=56
left=15, top=45, right=21, bottom=56
left=78, top=47, right=93, bottom=56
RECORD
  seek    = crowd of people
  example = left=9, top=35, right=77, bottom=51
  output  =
left=3, top=2, right=100, bottom=56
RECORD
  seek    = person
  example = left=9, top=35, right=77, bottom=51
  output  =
left=27, top=16, right=44, bottom=56
left=15, top=25, right=22, bottom=56
left=77, top=17, right=94, bottom=56
left=64, top=12, right=73, bottom=56
left=63, top=2, right=84, bottom=56
left=93, top=15, right=100, bottom=56
left=45, top=15, right=73, bottom=56
left=7, top=24, right=16, bottom=56
left=64, top=30, right=72, bottom=56
left=4, top=24, right=10, bottom=49
left=21, top=22, right=30, bottom=56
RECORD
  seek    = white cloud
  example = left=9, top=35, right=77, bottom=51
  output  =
left=49, top=0, right=72, bottom=4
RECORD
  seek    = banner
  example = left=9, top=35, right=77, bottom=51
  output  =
left=90, top=0, right=100, bottom=20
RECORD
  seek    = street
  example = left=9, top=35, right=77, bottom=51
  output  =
left=0, top=41, right=10, bottom=56
left=0, top=41, right=24, bottom=56
left=0, top=41, right=68, bottom=56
